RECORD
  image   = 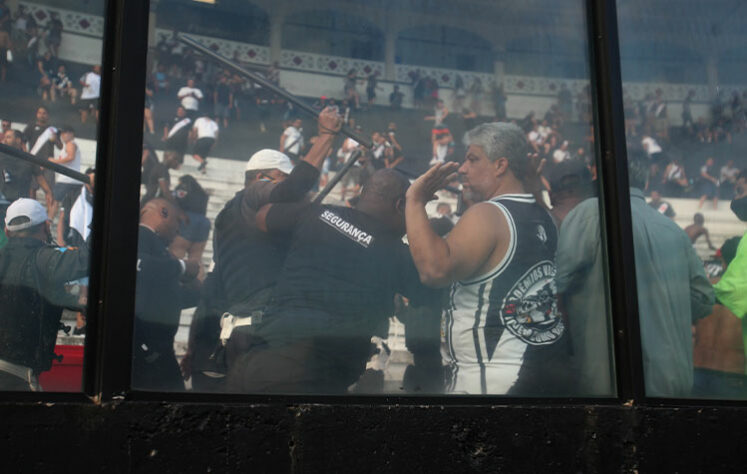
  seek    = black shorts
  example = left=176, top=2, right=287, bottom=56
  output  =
left=192, top=137, right=215, bottom=158
left=81, top=98, right=99, bottom=110
left=53, top=182, right=81, bottom=202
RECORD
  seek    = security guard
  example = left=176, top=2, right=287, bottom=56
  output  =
left=133, top=198, right=200, bottom=391
left=228, top=169, right=443, bottom=394
left=182, top=107, right=341, bottom=392
left=0, top=198, right=89, bottom=391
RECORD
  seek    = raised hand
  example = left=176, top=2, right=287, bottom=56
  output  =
left=406, top=161, right=460, bottom=205
left=318, top=106, right=342, bottom=136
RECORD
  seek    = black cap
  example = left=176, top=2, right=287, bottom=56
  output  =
left=547, top=159, right=591, bottom=193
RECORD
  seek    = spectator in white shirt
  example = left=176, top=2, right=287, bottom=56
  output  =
left=190, top=116, right=219, bottom=174
left=79, top=65, right=101, bottom=124
left=48, top=126, right=82, bottom=220
left=641, top=134, right=663, bottom=161
left=177, top=78, right=204, bottom=120
left=279, top=118, right=303, bottom=163
left=552, top=141, right=571, bottom=164
left=527, top=124, right=543, bottom=152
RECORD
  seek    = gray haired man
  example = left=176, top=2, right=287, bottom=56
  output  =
left=405, top=122, right=570, bottom=395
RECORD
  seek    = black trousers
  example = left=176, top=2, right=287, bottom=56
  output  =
left=0, top=370, right=35, bottom=391
left=226, top=334, right=363, bottom=395
left=132, top=343, right=184, bottom=392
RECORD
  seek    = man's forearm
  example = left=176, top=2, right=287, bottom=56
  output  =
left=302, top=134, right=334, bottom=170
left=405, top=200, right=452, bottom=287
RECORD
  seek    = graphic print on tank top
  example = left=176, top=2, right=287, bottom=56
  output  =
left=442, top=194, right=565, bottom=394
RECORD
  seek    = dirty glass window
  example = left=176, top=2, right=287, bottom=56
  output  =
left=617, top=0, right=747, bottom=398
left=0, top=0, right=104, bottom=392
left=131, top=0, right=616, bottom=397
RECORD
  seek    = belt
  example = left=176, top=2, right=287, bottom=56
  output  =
left=0, top=358, right=40, bottom=391
left=219, top=310, right=263, bottom=345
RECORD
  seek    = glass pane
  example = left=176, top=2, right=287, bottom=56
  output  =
left=617, top=0, right=747, bottom=398
left=132, top=0, right=616, bottom=396
left=0, top=0, right=105, bottom=391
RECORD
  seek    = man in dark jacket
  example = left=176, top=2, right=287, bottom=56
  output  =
left=132, top=198, right=200, bottom=391
left=0, top=198, right=89, bottom=391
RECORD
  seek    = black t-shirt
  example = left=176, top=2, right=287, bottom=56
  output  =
left=23, top=122, right=57, bottom=159
left=141, top=154, right=169, bottom=203
left=213, top=182, right=289, bottom=307
left=0, top=155, right=39, bottom=201
left=215, top=83, right=231, bottom=105
left=260, top=204, right=440, bottom=346
left=212, top=162, right=321, bottom=307
left=389, top=91, right=403, bottom=107
left=40, top=56, right=57, bottom=76
left=165, top=116, right=191, bottom=153
left=0, top=5, right=10, bottom=33
left=49, top=19, right=63, bottom=39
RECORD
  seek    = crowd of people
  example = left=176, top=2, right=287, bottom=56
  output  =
left=0, top=13, right=745, bottom=398
left=625, top=87, right=747, bottom=210
left=0, top=0, right=102, bottom=131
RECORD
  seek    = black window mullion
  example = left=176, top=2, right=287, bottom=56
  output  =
left=83, top=0, right=150, bottom=400
left=586, top=0, right=646, bottom=401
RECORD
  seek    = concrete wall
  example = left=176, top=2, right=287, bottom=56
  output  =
left=1, top=402, right=746, bottom=471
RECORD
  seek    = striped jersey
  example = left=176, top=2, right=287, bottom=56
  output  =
left=442, top=193, right=568, bottom=395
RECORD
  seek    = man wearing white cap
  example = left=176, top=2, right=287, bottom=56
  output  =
left=182, top=107, right=341, bottom=391
left=0, top=198, right=89, bottom=391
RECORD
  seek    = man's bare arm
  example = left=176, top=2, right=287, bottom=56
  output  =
left=405, top=163, right=504, bottom=287
left=50, top=142, right=76, bottom=165
left=705, top=229, right=715, bottom=250
left=301, top=106, right=341, bottom=169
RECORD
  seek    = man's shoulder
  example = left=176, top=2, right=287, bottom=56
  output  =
left=566, top=197, right=599, bottom=222
left=137, top=226, right=165, bottom=252
left=634, top=200, right=689, bottom=240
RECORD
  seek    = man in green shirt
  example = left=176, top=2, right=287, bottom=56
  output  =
left=714, top=178, right=747, bottom=373
left=627, top=153, right=714, bottom=397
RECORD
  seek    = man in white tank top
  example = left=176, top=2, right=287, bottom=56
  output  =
left=405, top=122, right=569, bottom=396
left=48, top=126, right=82, bottom=220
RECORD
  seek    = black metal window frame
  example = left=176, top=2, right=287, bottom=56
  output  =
left=0, top=0, right=740, bottom=408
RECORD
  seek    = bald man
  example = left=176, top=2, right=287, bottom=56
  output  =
left=226, top=170, right=442, bottom=393
left=133, top=198, right=200, bottom=391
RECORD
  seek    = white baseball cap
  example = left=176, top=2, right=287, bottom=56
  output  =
left=245, top=149, right=294, bottom=175
left=5, top=198, right=49, bottom=231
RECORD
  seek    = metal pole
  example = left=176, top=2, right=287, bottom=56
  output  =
left=177, top=34, right=372, bottom=148
left=313, top=149, right=362, bottom=204
left=0, top=143, right=91, bottom=184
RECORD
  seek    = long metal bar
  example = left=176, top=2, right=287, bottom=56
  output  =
left=178, top=34, right=373, bottom=149
left=313, top=149, right=362, bottom=204
left=0, top=143, right=90, bottom=184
